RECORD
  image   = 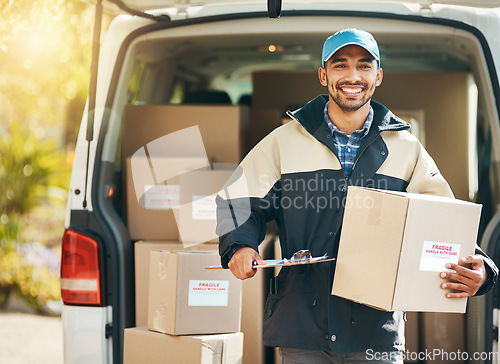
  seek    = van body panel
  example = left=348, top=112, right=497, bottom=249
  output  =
left=104, top=0, right=500, bottom=12
left=62, top=305, right=112, bottom=364
left=68, top=15, right=151, bottom=212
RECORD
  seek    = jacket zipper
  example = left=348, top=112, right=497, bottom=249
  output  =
left=286, top=109, right=381, bottom=191
left=344, top=133, right=381, bottom=191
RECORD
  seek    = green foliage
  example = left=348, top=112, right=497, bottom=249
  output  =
left=0, top=245, right=61, bottom=312
left=0, top=0, right=111, bottom=312
left=0, top=120, right=69, bottom=244
left=0, top=121, right=68, bottom=311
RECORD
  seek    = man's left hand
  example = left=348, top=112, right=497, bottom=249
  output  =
left=440, top=255, right=487, bottom=298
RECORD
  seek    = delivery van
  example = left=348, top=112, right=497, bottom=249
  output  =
left=61, top=0, right=500, bottom=363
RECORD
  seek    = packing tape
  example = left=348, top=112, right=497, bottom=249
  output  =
left=152, top=303, right=168, bottom=331
left=201, top=339, right=224, bottom=363
left=366, top=191, right=383, bottom=226
left=158, top=254, right=169, bottom=280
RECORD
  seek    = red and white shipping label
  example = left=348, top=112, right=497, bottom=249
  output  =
left=419, top=241, right=461, bottom=272
left=188, top=280, right=229, bottom=307
left=144, top=185, right=180, bottom=209
left=191, top=195, right=217, bottom=220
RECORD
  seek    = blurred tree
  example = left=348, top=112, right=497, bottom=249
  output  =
left=0, top=0, right=112, bottom=150
left=0, top=0, right=114, bottom=245
left=0, top=119, right=69, bottom=245
left=0, top=0, right=113, bottom=310
left=0, top=119, right=69, bottom=311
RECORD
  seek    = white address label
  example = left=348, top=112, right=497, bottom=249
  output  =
left=419, top=241, right=461, bottom=272
left=188, top=280, right=229, bottom=307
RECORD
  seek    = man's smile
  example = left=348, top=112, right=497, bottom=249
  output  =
left=338, top=83, right=366, bottom=96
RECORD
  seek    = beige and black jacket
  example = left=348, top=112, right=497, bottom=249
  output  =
left=216, top=94, right=497, bottom=353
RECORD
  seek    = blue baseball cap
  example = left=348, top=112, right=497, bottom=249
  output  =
left=321, top=28, right=380, bottom=67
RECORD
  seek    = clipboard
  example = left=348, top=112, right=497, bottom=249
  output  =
left=206, top=253, right=335, bottom=269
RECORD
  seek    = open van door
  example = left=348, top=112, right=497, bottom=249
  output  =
left=467, top=128, right=500, bottom=361
left=468, top=214, right=500, bottom=363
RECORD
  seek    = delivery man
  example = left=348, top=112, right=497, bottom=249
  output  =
left=216, top=28, right=498, bottom=363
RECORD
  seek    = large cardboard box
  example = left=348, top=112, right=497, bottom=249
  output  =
left=172, top=165, right=235, bottom=246
left=375, top=72, right=472, bottom=200
left=124, top=327, right=243, bottom=364
left=405, top=312, right=420, bottom=363
left=246, top=109, right=282, bottom=153
left=332, top=187, right=481, bottom=313
left=252, top=71, right=325, bottom=116
left=134, top=241, right=218, bottom=326
left=148, top=250, right=242, bottom=335
left=126, top=156, right=208, bottom=240
left=127, top=151, right=239, bottom=241
left=123, top=104, right=249, bottom=165
left=240, top=234, right=276, bottom=364
left=420, top=312, right=465, bottom=364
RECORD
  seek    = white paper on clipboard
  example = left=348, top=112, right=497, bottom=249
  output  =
left=206, top=255, right=335, bottom=269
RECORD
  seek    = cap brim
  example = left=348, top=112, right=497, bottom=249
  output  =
left=322, top=42, right=379, bottom=67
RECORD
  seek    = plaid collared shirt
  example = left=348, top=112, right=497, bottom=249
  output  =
left=324, top=102, right=373, bottom=177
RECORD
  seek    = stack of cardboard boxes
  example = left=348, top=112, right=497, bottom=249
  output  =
left=125, top=249, right=244, bottom=363
left=123, top=103, right=278, bottom=363
left=123, top=104, right=250, bottom=243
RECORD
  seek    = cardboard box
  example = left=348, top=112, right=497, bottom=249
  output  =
left=332, top=186, right=481, bottom=313
left=134, top=241, right=218, bottom=326
left=240, top=234, right=276, bottom=364
left=246, top=109, right=281, bottom=153
left=124, top=327, right=243, bottom=364
left=126, top=156, right=208, bottom=240
left=252, top=71, right=325, bottom=116
left=405, top=312, right=420, bottom=363
left=148, top=250, right=242, bottom=335
left=392, top=109, right=426, bottom=146
left=420, top=312, right=465, bottom=364
left=174, top=167, right=218, bottom=245
left=375, top=72, right=472, bottom=200
left=123, top=104, right=249, bottom=165
left=172, top=166, right=235, bottom=246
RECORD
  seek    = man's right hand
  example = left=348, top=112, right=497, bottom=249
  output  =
left=228, top=246, right=266, bottom=280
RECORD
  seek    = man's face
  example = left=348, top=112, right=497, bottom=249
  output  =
left=319, top=45, right=383, bottom=112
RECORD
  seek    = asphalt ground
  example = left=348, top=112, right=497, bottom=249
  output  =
left=0, top=297, right=63, bottom=364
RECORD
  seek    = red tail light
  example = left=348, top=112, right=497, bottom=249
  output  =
left=60, top=229, right=103, bottom=306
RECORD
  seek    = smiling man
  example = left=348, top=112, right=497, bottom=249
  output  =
left=216, top=28, right=498, bottom=364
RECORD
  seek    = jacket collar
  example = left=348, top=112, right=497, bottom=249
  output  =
left=289, top=94, right=411, bottom=135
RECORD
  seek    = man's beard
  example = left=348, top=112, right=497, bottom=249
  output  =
left=328, top=80, right=372, bottom=112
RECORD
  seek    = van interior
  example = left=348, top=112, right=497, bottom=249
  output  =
left=110, top=15, right=500, bottom=363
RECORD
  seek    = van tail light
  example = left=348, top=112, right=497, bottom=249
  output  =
left=60, top=229, right=103, bottom=306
